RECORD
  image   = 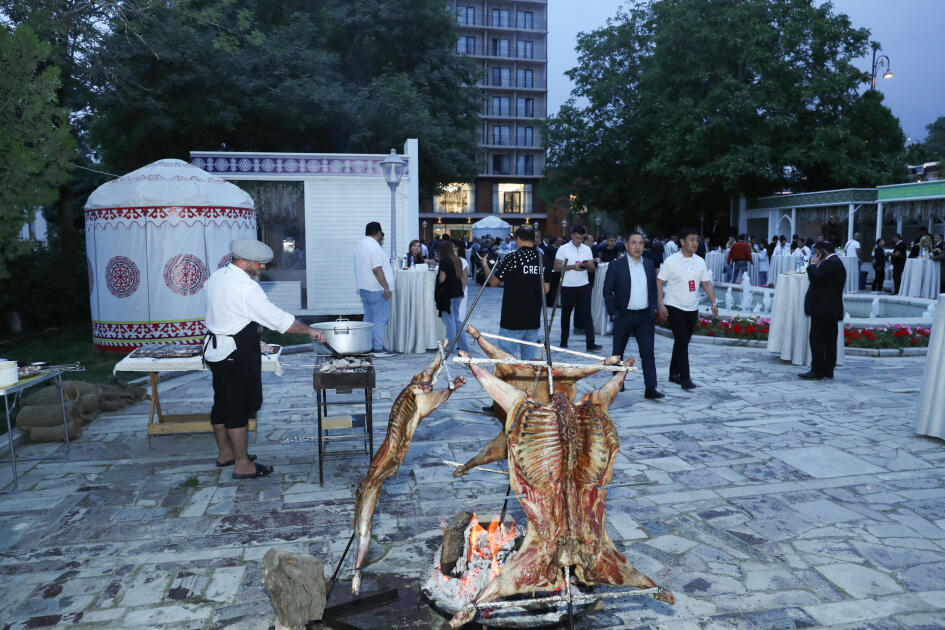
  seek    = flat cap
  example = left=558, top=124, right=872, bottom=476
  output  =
left=230, top=238, right=274, bottom=263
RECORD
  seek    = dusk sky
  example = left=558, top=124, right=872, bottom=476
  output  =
left=547, top=0, right=945, bottom=142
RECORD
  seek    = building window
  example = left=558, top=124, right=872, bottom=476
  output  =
left=492, top=96, right=511, bottom=116
left=516, top=126, right=533, bottom=147
left=457, top=36, right=475, bottom=54
left=517, top=10, right=533, bottom=29
left=493, top=183, right=533, bottom=213
left=457, top=6, right=475, bottom=25
left=434, top=183, right=475, bottom=213
left=492, top=125, right=511, bottom=145
left=492, top=154, right=511, bottom=175
left=491, top=8, right=510, bottom=27
left=516, top=97, right=534, bottom=117
left=491, top=67, right=511, bottom=87
left=516, top=155, right=534, bottom=176
left=491, top=38, right=510, bottom=57
left=516, top=40, right=533, bottom=60
left=516, top=68, right=533, bottom=88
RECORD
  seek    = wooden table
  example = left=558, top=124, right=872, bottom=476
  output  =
left=114, top=349, right=282, bottom=445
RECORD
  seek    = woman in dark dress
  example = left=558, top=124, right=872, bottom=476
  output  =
left=435, top=240, right=470, bottom=351
left=872, top=238, right=886, bottom=292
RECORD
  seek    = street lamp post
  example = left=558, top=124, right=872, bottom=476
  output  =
left=561, top=219, right=567, bottom=237
left=595, top=216, right=602, bottom=240
left=870, top=42, right=893, bottom=90
left=422, top=220, right=428, bottom=242
left=380, top=149, right=407, bottom=260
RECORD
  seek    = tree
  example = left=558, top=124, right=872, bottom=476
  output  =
left=0, top=24, right=74, bottom=280
left=89, top=0, right=482, bottom=198
left=544, top=0, right=906, bottom=232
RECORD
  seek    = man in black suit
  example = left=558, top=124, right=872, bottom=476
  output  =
left=603, top=232, right=664, bottom=399
left=890, top=233, right=907, bottom=294
left=800, top=241, right=846, bottom=380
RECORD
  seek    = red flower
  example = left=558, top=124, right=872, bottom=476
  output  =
left=707, top=331, right=716, bottom=337
left=760, top=327, right=769, bottom=334
left=733, top=323, right=743, bottom=334
left=911, top=337, right=919, bottom=345
left=845, top=339, right=851, bottom=346
left=746, top=325, right=757, bottom=334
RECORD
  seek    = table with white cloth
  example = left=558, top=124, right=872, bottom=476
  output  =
left=590, top=262, right=611, bottom=336
left=898, top=258, right=942, bottom=299
left=114, top=348, right=283, bottom=442
left=766, top=272, right=845, bottom=367
left=385, top=267, right=446, bottom=353
left=915, top=293, right=945, bottom=440
left=768, top=255, right=796, bottom=287
left=704, top=251, right=725, bottom=283
left=839, top=256, right=861, bottom=293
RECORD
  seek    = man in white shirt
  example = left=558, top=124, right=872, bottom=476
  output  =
left=663, top=235, right=679, bottom=258
left=353, top=222, right=395, bottom=357
left=844, top=232, right=861, bottom=259
left=204, top=238, right=326, bottom=479
left=657, top=228, right=718, bottom=390
left=554, top=225, right=603, bottom=351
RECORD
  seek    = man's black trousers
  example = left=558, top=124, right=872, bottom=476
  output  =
left=559, top=284, right=595, bottom=348
left=809, top=315, right=838, bottom=377
left=612, top=309, right=657, bottom=389
left=666, top=305, right=697, bottom=380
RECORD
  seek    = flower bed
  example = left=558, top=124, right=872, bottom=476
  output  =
left=658, top=316, right=931, bottom=349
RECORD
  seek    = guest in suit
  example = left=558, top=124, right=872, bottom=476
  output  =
left=872, top=238, right=886, bottom=292
left=800, top=241, right=846, bottom=380
left=603, top=232, right=664, bottom=399
left=890, top=233, right=907, bottom=294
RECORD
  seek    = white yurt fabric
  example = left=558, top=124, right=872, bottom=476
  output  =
left=85, top=159, right=256, bottom=352
left=470, top=215, right=511, bottom=240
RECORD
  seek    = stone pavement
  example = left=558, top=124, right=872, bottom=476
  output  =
left=1, top=286, right=943, bottom=629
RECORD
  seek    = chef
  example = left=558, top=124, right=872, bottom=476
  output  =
left=203, top=238, right=326, bottom=479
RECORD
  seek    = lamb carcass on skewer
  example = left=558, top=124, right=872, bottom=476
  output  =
left=452, top=325, right=624, bottom=478
left=351, top=348, right=464, bottom=594
left=449, top=354, right=673, bottom=627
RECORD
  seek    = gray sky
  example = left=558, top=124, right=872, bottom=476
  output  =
left=547, top=0, right=945, bottom=142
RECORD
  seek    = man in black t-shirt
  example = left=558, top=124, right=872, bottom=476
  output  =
left=478, top=227, right=545, bottom=359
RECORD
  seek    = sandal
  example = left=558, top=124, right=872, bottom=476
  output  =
left=215, top=454, right=257, bottom=467
left=232, top=462, right=274, bottom=479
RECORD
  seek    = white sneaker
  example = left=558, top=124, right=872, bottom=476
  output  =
left=371, top=348, right=395, bottom=358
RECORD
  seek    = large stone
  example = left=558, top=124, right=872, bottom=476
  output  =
left=262, top=549, right=327, bottom=630
left=440, top=510, right=474, bottom=575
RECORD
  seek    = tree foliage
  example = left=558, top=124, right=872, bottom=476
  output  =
left=0, top=24, right=74, bottom=280
left=544, top=0, right=907, bottom=232
left=89, top=0, right=482, bottom=197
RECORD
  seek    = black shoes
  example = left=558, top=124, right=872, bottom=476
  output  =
left=798, top=370, right=824, bottom=380
left=644, top=388, right=665, bottom=399
left=679, top=380, right=697, bottom=390
left=587, top=344, right=603, bottom=351
left=669, top=374, right=682, bottom=384
left=669, top=374, right=696, bottom=389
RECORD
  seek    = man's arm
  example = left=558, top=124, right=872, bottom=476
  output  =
left=478, top=253, right=501, bottom=286
left=372, top=266, right=391, bottom=300
left=700, top=281, right=718, bottom=317
left=285, top=319, right=326, bottom=343
left=656, top=278, right=668, bottom=320
left=602, top=263, right=617, bottom=316
left=554, top=257, right=573, bottom=273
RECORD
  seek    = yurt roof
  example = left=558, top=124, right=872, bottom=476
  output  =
left=85, top=158, right=254, bottom=210
left=471, top=216, right=511, bottom=229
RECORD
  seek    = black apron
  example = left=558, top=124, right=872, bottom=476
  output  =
left=208, top=322, right=262, bottom=428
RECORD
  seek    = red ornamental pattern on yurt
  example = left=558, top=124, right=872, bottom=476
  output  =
left=217, top=253, right=233, bottom=269
left=163, top=253, right=208, bottom=296
left=105, top=256, right=140, bottom=298
left=92, top=320, right=208, bottom=353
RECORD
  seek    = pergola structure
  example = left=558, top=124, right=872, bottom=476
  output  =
left=741, top=180, right=945, bottom=243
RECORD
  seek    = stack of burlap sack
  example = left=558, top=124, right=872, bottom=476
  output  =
left=15, top=379, right=147, bottom=442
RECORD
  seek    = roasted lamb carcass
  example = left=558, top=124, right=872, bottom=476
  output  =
left=351, top=349, right=464, bottom=594
left=449, top=357, right=673, bottom=626
left=452, top=326, right=624, bottom=478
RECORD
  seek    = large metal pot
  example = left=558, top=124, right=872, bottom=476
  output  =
left=310, top=318, right=373, bottom=355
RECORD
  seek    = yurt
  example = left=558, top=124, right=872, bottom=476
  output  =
left=85, top=159, right=257, bottom=352
left=470, top=215, right=511, bottom=240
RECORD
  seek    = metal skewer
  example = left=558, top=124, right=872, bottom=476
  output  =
left=452, top=356, right=636, bottom=372
left=475, top=331, right=612, bottom=362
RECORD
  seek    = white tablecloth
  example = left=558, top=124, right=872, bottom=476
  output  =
left=916, top=293, right=945, bottom=440
left=115, top=348, right=283, bottom=373
left=704, top=251, right=725, bottom=283
left=590, top=262, right=611, bottom=336
left=385, top=268, right=446, bottom=353
left=839, top=256, right=861, bottom=293
left=768, top=255, right=795, bottom=287
left=766, top=273, right=844, bottom=367
left=898, top=258, right=941, bottom=300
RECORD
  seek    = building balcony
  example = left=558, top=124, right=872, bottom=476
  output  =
left=456, top=18, right=547, bottom=32
left=458, top=45, right=546, bottom=61
left=479, top=78, right=547, bottom=90
left=481, top=139, right=543, bottom=149
left=481, top=106, right=543, bottom=119
left=479, top=165, right=542, bottom=178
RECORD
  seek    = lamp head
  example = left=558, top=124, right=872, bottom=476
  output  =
left=380, top=149, right=406, bottom=186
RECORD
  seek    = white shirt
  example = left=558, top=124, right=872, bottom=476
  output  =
left=657, top=252, right=710, bottom=311
left=555, top=241, right=594, bottom=287
left=203, top=264, right=295, bottom=362
left=664, top=240, right=679, bottom=257
left=844, top=239, right=860, bottom=258
left=793, top=246, right=810, bottom=262
left=353, top=236, right=394, bottom=292
left=626, top=256, right=648, bottom=310
left=757, top=248, right=769, bottom=272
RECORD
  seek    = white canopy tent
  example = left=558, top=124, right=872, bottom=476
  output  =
left=84, top=158, right=257, bottom=352
left=471, top=216, right=512, bottom=240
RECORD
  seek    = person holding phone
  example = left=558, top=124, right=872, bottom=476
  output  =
left=800, top=241, right=846, bottom=380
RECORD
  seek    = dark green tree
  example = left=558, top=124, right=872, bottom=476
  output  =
left=90, top=0, right=482, bottom=198
left=0, top=24, right=74, bottom=280
left=544, top=0, right=906, bottom=232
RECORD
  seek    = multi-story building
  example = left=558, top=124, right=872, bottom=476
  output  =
left=422, top=0, right=548, bottom=241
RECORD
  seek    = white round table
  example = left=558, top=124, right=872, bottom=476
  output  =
left=839, top=256, right=861, bottom=293
left=384, top=268, right=446, bottom=353
left=916, top=293, right=945, bottom=440
left=590, top=262, right=611, bottom=336
left=767, top=255, right=795, bottom=287
left=898, top=258, right=941, bottom=299
left=704, top=251, right=725, bottom=282
left=766, top=273, right=845, bottom=367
